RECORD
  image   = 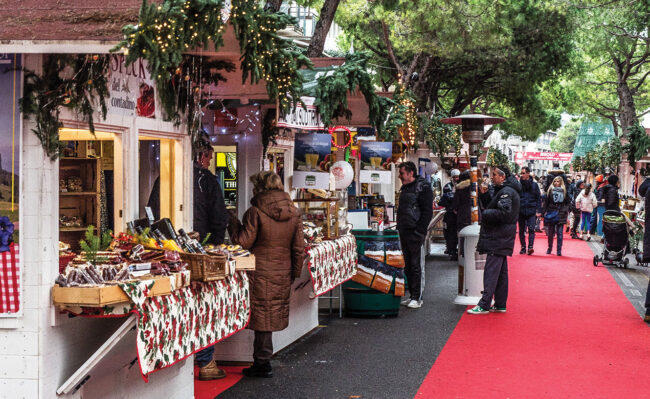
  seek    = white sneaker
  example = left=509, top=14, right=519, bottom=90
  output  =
left=407, top=300, right=422, bottom=309
left=400, top=298, right=411, bottom=306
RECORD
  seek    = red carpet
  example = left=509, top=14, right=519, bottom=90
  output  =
left=417, top=233, right=650, bottom=398
left=194, top=366, right=244, bottom=399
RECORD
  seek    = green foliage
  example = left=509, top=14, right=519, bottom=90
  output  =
left=380, top=88, right=416, bottom=142
left=550, top=118, right=581, bottom=152
left=336, top=0, right=576, bottom=142
left=577, top=136, right=622, bottom=173
left=622, top=123, right=650, bottom=168
left=421, top=113, right=462, bottom=160
left=231, top=0, right=313, bottom=113
left=114, top=0, right=227, bottom=119
left=314, top=52, right=390, bottom=137
left=79, top=226, right=112, bottom=266
left=20, top=55, right=110, bottom=160
left=486, top=147, right=509, bottom=167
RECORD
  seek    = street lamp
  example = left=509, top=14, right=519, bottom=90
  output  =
left=440, top=114, right=505, bottom=306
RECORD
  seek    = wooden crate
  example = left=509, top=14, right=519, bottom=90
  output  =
left=52, top=273, right=187, bottom=307
left=234, top=254, right=256, bottom=271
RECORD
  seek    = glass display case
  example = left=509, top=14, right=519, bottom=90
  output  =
left=294, top=198, right=339, bottom=240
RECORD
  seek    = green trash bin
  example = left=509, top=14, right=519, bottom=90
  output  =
left=343, top=230, right=403, bottom=317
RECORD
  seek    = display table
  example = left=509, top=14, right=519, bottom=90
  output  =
left=306, top=234, right=357, bottom=297
left=61, top=272, right=250, bottom=381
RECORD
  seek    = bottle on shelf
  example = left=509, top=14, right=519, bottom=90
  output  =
left=178, top=228, right=207, bottom=254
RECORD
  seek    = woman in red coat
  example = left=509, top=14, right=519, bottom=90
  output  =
left=228, top=171, right=305, bottom=377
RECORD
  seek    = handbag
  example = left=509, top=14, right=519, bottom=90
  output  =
left=544, top=210, right=559, bottom=224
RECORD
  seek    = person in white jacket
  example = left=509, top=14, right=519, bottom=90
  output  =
left=575, top=183, right=598, bottom=240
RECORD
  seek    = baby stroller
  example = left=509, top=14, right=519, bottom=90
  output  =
left=593, top=210, right=630, bottom=268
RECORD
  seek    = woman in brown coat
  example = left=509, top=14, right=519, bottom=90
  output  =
left=228, top=171, right=305, bottom=378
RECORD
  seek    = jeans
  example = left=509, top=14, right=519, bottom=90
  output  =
left=478, top=255, right=508, bottom=310
left=400, top=233, right=425, bottom=301
left=547, top=222, right=564, bottom=253
left=518, top=214, right=537, bottom=249
left=580, top=211, right=592, bottom=233
left=196, top=345, right=214, bottom=368
left=597, top=205, right=605, bottom=236
left=253, top=331, right=273, bottom=364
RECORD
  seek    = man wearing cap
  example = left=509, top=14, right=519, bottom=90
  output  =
left=439, top=169, right=461, bottom=260
left=468, top=165, right=521, bottom=315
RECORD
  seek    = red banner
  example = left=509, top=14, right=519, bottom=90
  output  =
left=515, top=152, right=572, bottom=164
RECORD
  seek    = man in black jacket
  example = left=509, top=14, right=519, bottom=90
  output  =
left=439, top=169, right=460, bottom=259
left=602, top=175, right=621, bottom=211
left=468, top=165, right=521, bottom=314
left=639, top=177, right=650, bottom=323
left=194, top=142, right=229, bottom=381
left=397, top=161, right=434, bottom=309
left=518, top=167, right=541, bottom=255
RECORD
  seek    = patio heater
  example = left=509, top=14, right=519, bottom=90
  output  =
left=440, top=114, right=505, bottom=305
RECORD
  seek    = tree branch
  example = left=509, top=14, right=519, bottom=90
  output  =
left=381, top=22, right=404, bottom=80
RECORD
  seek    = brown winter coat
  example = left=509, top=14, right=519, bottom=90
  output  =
left=228, top=190, right=305, bottom=332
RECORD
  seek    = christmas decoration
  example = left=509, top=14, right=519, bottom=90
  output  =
left=421, top=113, right=462, bottom=160
left=329, top=126, right=353, bottom=149
left=486, top=147, right=509, bottom=167
left=20, top=54, right=110, bottom=160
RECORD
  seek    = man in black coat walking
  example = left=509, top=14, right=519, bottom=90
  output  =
left=518, top=167, right=541, bottom=255
left=397, top=161, right=434, bottom=309
left=468, top=165, right=521, bottom=314
left=439, top=169, right=460, bottom=259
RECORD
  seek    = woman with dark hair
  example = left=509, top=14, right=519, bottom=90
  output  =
left=228, top=171, right=305, bottom=378
left=542, top=176, right=570, bottom=256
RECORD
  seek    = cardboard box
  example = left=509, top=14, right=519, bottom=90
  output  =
left=234, top=254, right=256, bottom=271
left=52, top=273, right=188, bottom=307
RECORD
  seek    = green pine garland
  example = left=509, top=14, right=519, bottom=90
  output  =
left=486, top=147, right=509, bottom=167
left=20, top=54, right=110, bottom=160
left=622, top=123, right=650, bottom=169
left=230, top=0, right=312, bottom=114
left=314, top=52, right=390, bottom=137
left=422, top=113, right=462, bottom=160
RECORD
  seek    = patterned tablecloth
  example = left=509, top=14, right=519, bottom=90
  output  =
left=67, top=272, right=250, bottom=381
left=306, top=235, right=357, bottom=297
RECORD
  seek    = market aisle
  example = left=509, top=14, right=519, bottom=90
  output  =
left=416, top=233, right=650, bottom=398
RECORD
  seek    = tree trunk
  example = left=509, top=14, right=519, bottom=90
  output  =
left=306, top=0, right=341, bottom=57
left=264, top=0, right=283, bottom=12
left=617, top=81, right=638, bottom=134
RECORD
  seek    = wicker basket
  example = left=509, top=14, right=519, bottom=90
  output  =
left=180, top=252, right=227, bottom=281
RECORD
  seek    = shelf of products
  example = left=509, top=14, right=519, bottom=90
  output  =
left=59, top=157, right=101, bottom=249
left=294, top=198, right=340, bottom=240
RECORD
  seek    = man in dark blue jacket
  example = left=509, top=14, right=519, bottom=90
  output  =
left=518, top=167, right=541, bottom=255
left=397, top=161, right=434, bottom=309
left=468, top=165, right=521, bottom=315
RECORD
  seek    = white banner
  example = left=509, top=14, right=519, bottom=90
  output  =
left=277, top=97, right=324, bottom=130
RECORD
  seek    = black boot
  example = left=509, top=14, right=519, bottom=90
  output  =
left=242, top=362, right=273, bottom=378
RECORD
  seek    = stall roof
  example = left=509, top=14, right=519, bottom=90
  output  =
left=0, top=0, right=145, bottom=41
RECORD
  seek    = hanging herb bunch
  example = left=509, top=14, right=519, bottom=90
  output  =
left=314, top=52, right=389, bottom=137
left=230, top=0, right=312, bottom=114
left=113, top=0, right=228, bottom=121
left=486, top=147, right=509, bottom=167
left=421, top=113, right=462, bottom=160
left=20, top=54, right=110, bottom=160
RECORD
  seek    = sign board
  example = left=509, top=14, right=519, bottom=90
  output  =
left=293, top=133, right=331, bottom=189
left=0, top=53, right=21, bottom=317
left=277, top=97, right=324, bottom=130
left=515, top=151, right=573, bottom=165
left=359, top=141, right=392, bottom=184
left=108, top=55, right=156, bottom=119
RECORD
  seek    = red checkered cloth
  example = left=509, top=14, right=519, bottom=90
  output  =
left=0, top=243, right=20, bottom=315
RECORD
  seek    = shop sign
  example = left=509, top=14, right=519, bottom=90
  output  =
left=359, top=141, right=392, bottom=184
left=0, top=53, right=21, bottom=317
left=277, top=97, right=324, bottom=130
left=293, top=133, right=331, bottom=189
left=515, top=151, right=573, bottom=165
left=108, top=55, right=156, bottom=119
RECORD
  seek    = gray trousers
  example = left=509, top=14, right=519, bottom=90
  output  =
left=478, top=255, right=509, bottom=310
left=253, top=331, right=273, bottom=364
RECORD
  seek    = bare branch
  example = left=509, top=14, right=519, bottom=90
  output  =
left=381, top=22, right=404, bottom=80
